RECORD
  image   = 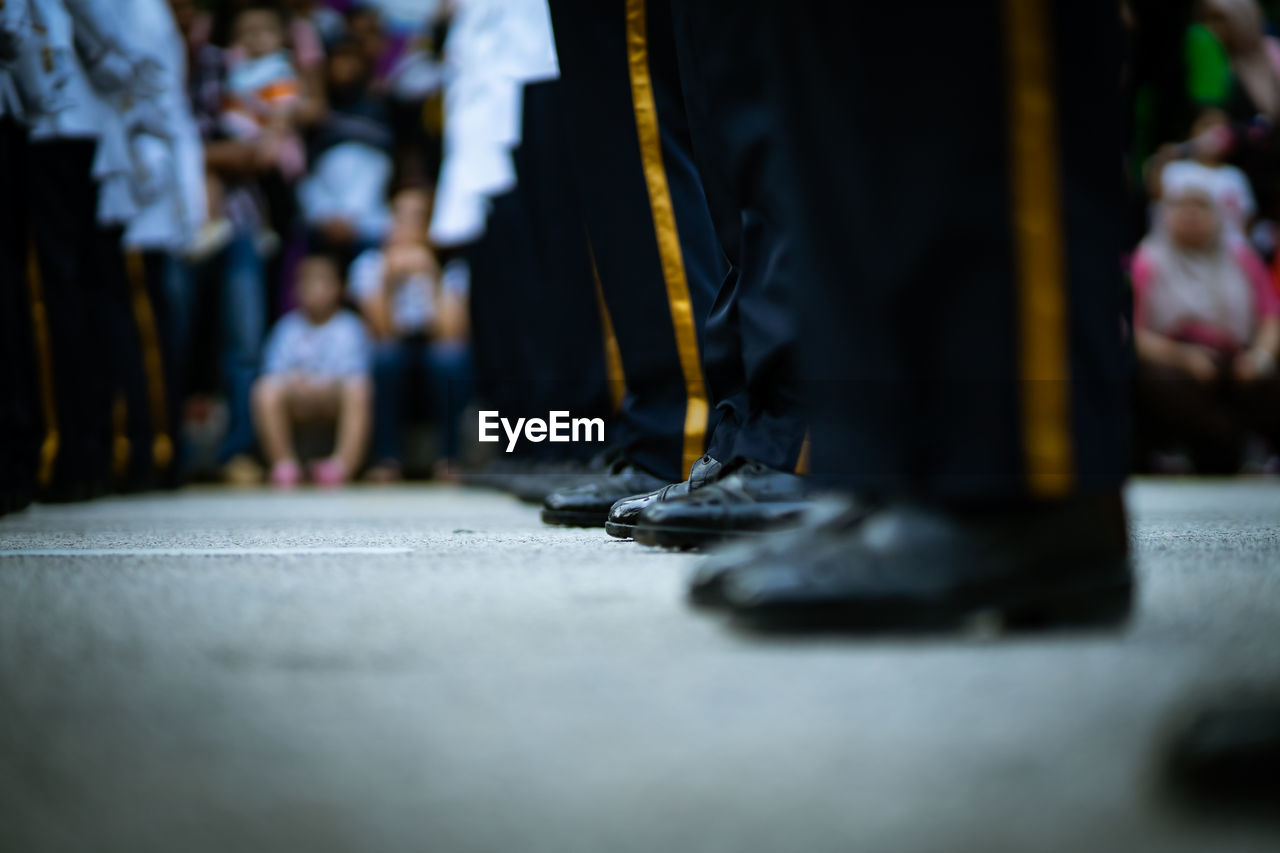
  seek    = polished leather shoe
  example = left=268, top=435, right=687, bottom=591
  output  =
left=1166, top=699, right=1280, bottom=815
left=604, top=455, right=722, bottom=539
left=541, top=459, right=668, bottom=527
left=688, top=495, right=868, bottom=608
left=631, top=460, right=810, bottom=550
left=707, top=490, right=1132, bottom=633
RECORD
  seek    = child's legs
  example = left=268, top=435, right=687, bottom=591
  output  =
left=329, top=376, right=372, bottom=473
left=251, top=374, right=298, bottom=465
left=423, top=340, right=472, bottom=461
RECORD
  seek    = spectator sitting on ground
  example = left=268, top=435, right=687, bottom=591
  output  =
left=1134, top=162, right=1280, bottom=473
left=349, top=186, right=471, bottom=482
left=253, top=254, right=373, bottom=488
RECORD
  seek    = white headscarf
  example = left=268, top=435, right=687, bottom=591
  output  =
left=1140, top=162, right=1259, bottom=347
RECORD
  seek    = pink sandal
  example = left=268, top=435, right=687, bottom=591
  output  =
left=269, top=459, right=302, bottom=489
left=310, top=457, right=349, bottom=488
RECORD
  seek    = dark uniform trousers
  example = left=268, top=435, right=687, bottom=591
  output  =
left=667, top=0, right=807, bottom=473
left=760, top=0, right=1130, bottom=502
left=24, top=138, right=114, bottom=495
left=2, top=128, right=173, bottom=499
left=548, top=0, right=725, bottom=483
left=0, top=118, right=39, bottom=499
left=100, top=239, right=176, bottom=489
left=466, top=79, right=612, bottom=464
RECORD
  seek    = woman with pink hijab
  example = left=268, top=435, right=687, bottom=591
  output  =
left=1134, top=162, right=1280, bottom=472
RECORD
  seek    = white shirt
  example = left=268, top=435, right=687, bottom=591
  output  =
left=297, top=141, right=393, bottom=240
left=263, top=309, right=372, bottom=379
left=429, top=0, right=558, bottom=247
left=348, top=248, right=437, bottom=336
left=122, top=0, right=206, bottom=250
left=0, top=0, right=30, bottom=120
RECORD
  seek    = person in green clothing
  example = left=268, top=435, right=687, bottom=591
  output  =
left=1127, top=2, right=1232, bottom=186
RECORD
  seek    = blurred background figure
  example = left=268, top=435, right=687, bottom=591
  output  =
left=297, top=31, right=393, bottom=262
left=8, top=0, right=1280, bottom=521
left=253, top=253, right=372, bottom=488
left=351, top=185, right=470, bottom=482
left=1134, top=164, right=1280, bottom=473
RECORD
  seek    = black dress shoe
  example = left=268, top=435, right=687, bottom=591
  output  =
left=1166, top=699, right=1280, bottom=816
left=706, top=490, right=1132, bottom=633
left=688, top=495, right=868, bottom=608
left=541, top=459, right=668, bottom=527
left=604, top=455, right=722, bottom=539
left=631, top=460, right=810, bottom=550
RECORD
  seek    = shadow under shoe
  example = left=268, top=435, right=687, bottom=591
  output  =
left=540, top=457, right=668, bottom=528
left=504, top=455, right=612, bottom=505
left=631, top=459, right=811, bottom=550
left=604, top=454, right=723, bottom=540
left=715, top=490, right=1132, bottom=634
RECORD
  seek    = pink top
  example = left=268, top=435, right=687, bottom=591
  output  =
left=1133, top=242, right=1280, bottom=350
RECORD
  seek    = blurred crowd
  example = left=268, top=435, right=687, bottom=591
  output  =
left=2, top=0, right=477, bottom=505
left=3, top=0, right=1280, bottom=518
left=1127, top=0, right=1280, bottom=473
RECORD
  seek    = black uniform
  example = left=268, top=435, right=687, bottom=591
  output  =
left=689, top=0, right=1134, bottom=629
left=772, top=0, right=1130, bottom=501
left=0, top=118, right=37, bottom=513
left=547, top=0, right=725, bottom=484
left=468, top=79, right=613, bottom=466
left=668, top=0, right=806, bottom=474
left=25, top=138, right=114, bottom=501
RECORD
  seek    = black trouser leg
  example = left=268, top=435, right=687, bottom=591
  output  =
left=26, top=139, right=112, bottom=498
left=513, top=81, right=612, bottom=459
left=762, top=0, right=1130, bottom=501
left=548, top=0, right=724, bottom=482
left=101, top=228, right=152, bottom=489
left=669, top=0, right=806, bottom=472
left=0, top=119, right=37, bottom=506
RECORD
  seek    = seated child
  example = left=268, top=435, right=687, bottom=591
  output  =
left=253, top=254, right=372, bottom=487
left=1133, top=163, right=1280, bottom=473
left=348, top=186, right=471, bottom=481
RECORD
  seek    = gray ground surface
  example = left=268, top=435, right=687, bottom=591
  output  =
left=1, top=480, right=1278, bottom=853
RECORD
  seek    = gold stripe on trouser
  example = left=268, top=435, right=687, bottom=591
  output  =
left=112, top=393, right=130, bottom=479
left=125, top=251, right=174, bottom=471
left=625, top=0, right=709, bottom=475
left=26, top=242, right=60, bottom=488
left=588, top=240, right=626, bottom=413
left=1003, top=0, right=1074, bottom=498
left=795, top=431, right=811, bottom=476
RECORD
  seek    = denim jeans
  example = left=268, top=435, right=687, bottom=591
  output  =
left=164, top=232, right=266, bottom=465
left=371, top=338, right=472, bottom=464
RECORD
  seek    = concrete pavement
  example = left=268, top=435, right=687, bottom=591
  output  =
left=1, top=480, right=1278, bottom=852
